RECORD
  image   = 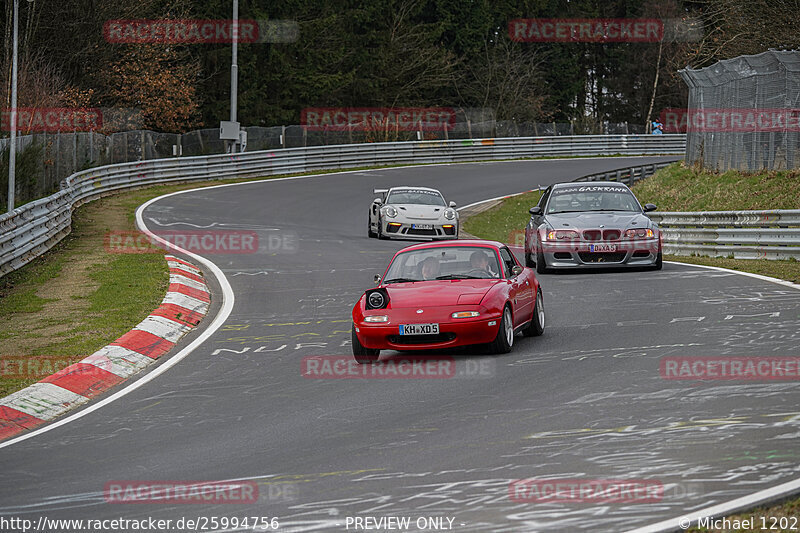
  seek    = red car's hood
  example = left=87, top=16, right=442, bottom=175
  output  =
left=382, top=279, right=500, bottom=308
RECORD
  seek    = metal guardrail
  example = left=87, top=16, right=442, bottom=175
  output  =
left=0, top=134, right=686, bottom=277
left=574, top=161, right=677, bottom=185
left=648, top=210, right=800, bottom=260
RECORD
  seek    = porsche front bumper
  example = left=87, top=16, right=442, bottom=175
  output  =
left=381, top=219, right=458, bottom=240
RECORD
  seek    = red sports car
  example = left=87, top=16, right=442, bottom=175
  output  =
left=351, top=240, right=545, bottom=363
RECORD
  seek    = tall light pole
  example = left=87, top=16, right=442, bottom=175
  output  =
left=229, top=0, right=238, bottom=152
left=7, top=0, right=19, bottom=212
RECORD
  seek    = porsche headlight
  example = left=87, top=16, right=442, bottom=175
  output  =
left=444, top=208, right=456, bottom=220
left=384, top=206, right=398, bottom=218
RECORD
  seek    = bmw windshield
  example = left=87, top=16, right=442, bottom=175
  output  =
left=547, top=185, right=642, bottom=214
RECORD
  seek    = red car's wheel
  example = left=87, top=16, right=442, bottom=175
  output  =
left=488, top=306, right=514, bottom=354
left=352, top=325, right=379, bottom=364
left=522, top=289, right=545, bottom=337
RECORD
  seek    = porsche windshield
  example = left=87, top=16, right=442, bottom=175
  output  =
left=547, top=186, right=641, bottom=214
left=383, top=246, right=501, bottom=282
left=386, top=189, right=446, bottom=206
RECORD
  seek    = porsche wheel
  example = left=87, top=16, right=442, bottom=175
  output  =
left=522, top=289, right=545, bottom=337
left=368, top=215, right=377, bottom=238
left=488, top=306, right=514, bottom=354
left=377, top=218, right=389, bottom=240
left=352, top=325, right=379, bottom=364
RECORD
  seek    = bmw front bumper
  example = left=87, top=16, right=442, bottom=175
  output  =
left=540, top=239, right=660, bottom=268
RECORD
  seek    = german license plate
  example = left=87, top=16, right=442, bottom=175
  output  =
left=590, top=244, right=617, bottom=252
left=399, top=323, right=439, bottom=335
left=412, top=224, right=433, bottom=230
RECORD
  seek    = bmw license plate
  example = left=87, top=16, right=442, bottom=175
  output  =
left=412, top=224, right=433, bottom=230
left=399, top=323, right=439, bottom=335
left=590, top=244, right=617, bottom=252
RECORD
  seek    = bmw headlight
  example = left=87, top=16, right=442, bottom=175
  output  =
left=444, top=208, right=456, bottom=220
left=385, top=206, right=398, bottom=218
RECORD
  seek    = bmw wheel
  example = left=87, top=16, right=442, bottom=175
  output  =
left=536, top=248, right=549, bottom=274
left=653, top=249, right=663, bottom=270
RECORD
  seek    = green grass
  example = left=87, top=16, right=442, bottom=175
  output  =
left=463, top=191, right=542, bottom=243
left=632, top=162, right=800, bottom=211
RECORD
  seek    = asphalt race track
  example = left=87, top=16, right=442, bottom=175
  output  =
left=2, top=156, right=800, bottom=532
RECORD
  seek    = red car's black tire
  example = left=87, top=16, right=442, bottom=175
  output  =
left=352, top=325, right=379, bottom=364
left=488, top=306, right=514, bottom=355
left=522, top=289, right=545, bottom=337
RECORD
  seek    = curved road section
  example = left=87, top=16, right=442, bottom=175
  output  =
left=2, top=156, right=800, bottom=532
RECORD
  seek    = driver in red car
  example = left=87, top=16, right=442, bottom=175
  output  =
left=470, top=250, right=498, bottom=278
left=420, top=256, right=440, bottom=280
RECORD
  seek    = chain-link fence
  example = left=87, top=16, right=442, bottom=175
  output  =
left=679, top=50, right=800, bottom=172
left=0, top=118, right=647, bottom=211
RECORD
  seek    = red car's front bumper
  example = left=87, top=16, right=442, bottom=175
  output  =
left=354, top=306, right=502, bottom=351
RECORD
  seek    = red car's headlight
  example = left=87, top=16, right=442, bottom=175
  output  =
left=451, top=311, right=480, bottom=319
left=364, top=315, right=388, bottom=323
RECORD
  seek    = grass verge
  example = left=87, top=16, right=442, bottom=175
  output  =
left=632, top=162, right=800, bottom=211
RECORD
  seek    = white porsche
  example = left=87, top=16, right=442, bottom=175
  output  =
left=368, top=186, right=459, bottom=240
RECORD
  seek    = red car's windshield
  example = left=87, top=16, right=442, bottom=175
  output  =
left=383, top=246, right=501, bottom=283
